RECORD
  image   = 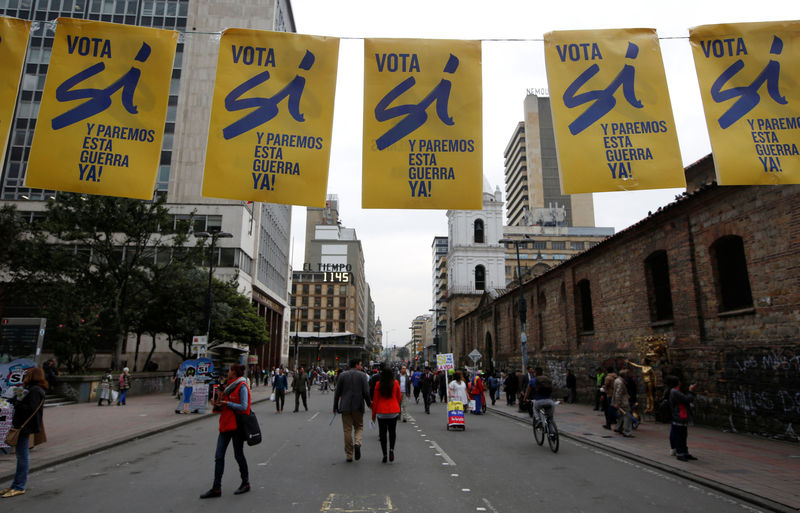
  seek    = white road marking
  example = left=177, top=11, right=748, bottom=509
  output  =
left=481, top=498, right=501, bottom=513
left=428, top=440, right=456, bottom=466
left=308, top=412, right=320, bottom=422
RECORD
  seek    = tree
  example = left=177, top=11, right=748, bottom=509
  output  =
left=211, top=279, right=270, bottom=348
left=396, top=347, right=411, bottom=361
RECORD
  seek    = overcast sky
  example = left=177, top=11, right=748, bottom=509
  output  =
left=287, top=0, right=795, bottom=349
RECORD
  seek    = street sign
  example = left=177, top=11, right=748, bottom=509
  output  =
left=468, top=349, right=482, bottom=363
left=436, top=353, right=454, bottom=371
left=191, top=335, right=208, bottom=355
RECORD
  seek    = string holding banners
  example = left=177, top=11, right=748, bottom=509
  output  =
left=544, top=28, right=685, bottom=194
left=0, top=17, right=31, bottom=166
left=362, top=38, right=483, bottom=209
left=202, top=29, right=339, bottom=206
left=25, top=18, right=177, bottom=199
left=690, top=20, right=800, bottom=185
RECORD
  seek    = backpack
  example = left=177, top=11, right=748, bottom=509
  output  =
left=657, top=389, right=672, bottom=423
left=535, top=375, right=553, bottom=397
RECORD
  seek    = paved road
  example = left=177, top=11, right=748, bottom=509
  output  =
left=12, top=396, right=772, bottom=513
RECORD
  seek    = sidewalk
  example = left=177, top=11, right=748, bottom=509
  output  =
left=486, top=400, right=800, bottom=513
left=0, top=383, right=275, bottom=482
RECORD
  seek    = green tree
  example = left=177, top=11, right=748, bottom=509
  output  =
left=211, top=279, right=270, bottom=348
left=396, top=347, right=411, bottom=361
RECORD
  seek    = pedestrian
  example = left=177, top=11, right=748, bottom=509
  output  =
left=292, top=367, right=308, bottom=412
left=611, top=369, right=633, bottom=437
left=420, top=366, right=434, bottom=414
left=333, top=358, right=371, bottom=462
left=274, top=367, right=288, bottom=413
left=371, top=367, right=402, bottom=463
left=368, top=363, right=384, bottom=402
left=504, top=370, right=518, bottom=406
left=601, top=367, right=617, bottom=429
left=117, top=367, right=131, bottom=405
left=566, top=369, right=576, bottom=403
left=180, top=367, right=196, bottom=414
left=411, top=368, right=421, bottom=403
left=487, top=372, right=499, bottom=406
left=97, top=369, right=113, bottom=406
left=667, top=375, right=698, bottom=462
left=200, top=364, right=251, bottom=498
left=3, top=367, right=48, bottom=498
left=448, top=370, right=469, bottom=417
left=468, top=371, right=486, bottom=414
left=437, top=369, right=447, bottom=403
left=42, top=358, right=59, bottom=391
left=592, top=367, right=605, bottom=410
left=396, top=365, right=412, bottom=422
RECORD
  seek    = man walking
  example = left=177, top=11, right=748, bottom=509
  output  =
left=420, top=366, right=434, bottom=414
left=396, top=365, right=411, bottom=422
left=333, top=359, right=371, bottom=462
left=274, top=367, right=288, bottom=413
left=292, top=367, right=308, bottom=412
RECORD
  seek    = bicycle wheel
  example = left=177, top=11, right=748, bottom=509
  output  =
left=533, top=418, right=545, bottom=445
left=547, top=420, right=560, bottom=453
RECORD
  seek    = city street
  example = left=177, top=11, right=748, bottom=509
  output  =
left=10, top=396, right=771, bottom=513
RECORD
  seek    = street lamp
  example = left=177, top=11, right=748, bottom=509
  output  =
left=195, top=230, right=233, bottom=338
left=500, top=238, right=528, bottom=373
left=429, top=307, right=446, bottom=355
left=290, top=303, right=307, bottom=373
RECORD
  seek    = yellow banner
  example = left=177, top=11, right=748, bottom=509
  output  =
left=544, top=29, right=685, bottom=193
left=362, top=39, right=482, bottom=209
left=690, top=21, right=800, bottom=185
left=26, top=18, right=177, bottom=199
left=0, top=17, right=30, bottom=166
left=203, top=29, right=339, bottom=206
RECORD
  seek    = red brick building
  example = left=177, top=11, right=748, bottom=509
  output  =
left=452, top=155, right=800, bottom=440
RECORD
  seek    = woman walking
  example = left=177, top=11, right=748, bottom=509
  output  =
left=200, top=364, right=251, bottom=498
left=371, top=368, right=402, bottom=463
left=2, top=367, right=47, bottom=498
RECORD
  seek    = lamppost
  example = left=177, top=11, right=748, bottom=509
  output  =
left=429, top=307, right=446, bottom=356
left=195, top=230, right=233, bottom=339
left=290, top=304, right=307, bottom=373
left=500, top=238, right=528, bottom=373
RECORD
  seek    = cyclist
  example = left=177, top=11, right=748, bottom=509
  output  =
left=522, top=367, right=555, bottom=427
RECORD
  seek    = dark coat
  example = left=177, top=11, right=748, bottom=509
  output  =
left=334, top=368, right=371, bottom=413
left=12, top=385, right=46, bottom=436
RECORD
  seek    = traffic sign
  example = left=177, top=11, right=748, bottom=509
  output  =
left=468, top=349, right=482, bottom=363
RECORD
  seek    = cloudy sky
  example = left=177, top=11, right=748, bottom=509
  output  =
left=287, top=0, right=794, bottom=348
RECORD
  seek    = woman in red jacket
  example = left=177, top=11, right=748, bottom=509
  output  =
left=200, top=364, right=251, bottom=499
left=371, top=367, right=402, bottom=463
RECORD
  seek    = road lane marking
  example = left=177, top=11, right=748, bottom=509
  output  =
left=482, top=498, right=500, bottom=513
left=320, top=493, right=394, bottom=512
left=428, top=440, right=456, bottom=466
left=308, top=412, right=320, bottom=422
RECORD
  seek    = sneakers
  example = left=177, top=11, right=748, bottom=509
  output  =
left=199, top=489, right=221, bottom=499
left=234, top=482, right=250, bottom=495
left=354, top=444, right=361, bottom=460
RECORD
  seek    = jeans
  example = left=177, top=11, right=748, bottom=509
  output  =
left=671, top=424, right=689, bottom=455
left=118, top=389, right=128, bottom=405
left=11, top=434, right=30, bottom=490
left=377, top=416, right=398, bottom=456
left=213, top=431, right=248, bottom=489
left=275, top=389, right=285, bottom=411
left=533, top=398, right=555, bottom=425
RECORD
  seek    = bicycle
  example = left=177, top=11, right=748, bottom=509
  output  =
left=532, top=404, right=559, bottom=453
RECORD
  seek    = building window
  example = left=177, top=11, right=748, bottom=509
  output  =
left=314, top=310, right=321, bottom=320
left=339, top=322, right=346, bottom=332
left=314, top=284, right=322, bottom=294
left=327, top=285, right=334, bottom=294
left=475, top=265, right=486, bottom=291
left=644, top=250, right=674, bottom=321
left=340, top=286, right=347, bottom=295
left=326, top=322, right=333, bottom=332
left=533, top=241, right=547, bottom=249
left=339, top=297, right=347, bottom=307
left=570, top=241, right=585, bottom=250
left=575, top=279, right=594, bottom=332
left=474, top=219, right=484, bottom=243
left=301, top=297, right=308, bottom=306
left=301, top=322, right=308, bottom=331
left=710, top=235, right=753, bottom=312
left=302, top=284, right=309, bottom=294
left=339, top=309, right=346, bottom=319
left=551, top=241, right=566, bottom=250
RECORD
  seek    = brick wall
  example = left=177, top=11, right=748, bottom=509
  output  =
left=453, top=157, right=800, bottom=440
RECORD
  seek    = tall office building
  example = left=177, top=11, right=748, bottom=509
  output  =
left=504, top=94, right=595, bottom=228
left=0, top=0, right=297, bottom=369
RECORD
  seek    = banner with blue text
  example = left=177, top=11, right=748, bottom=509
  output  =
left=544, top=29, right=685, bottom=194
left=0, top=17, right=30, bottom=167
left=203, top=29, right=339, bottom=206
left=690, top=21, right=800, bottom=185
left=25, top=18, right=177, bottom=199
left=362, top=38, right=482, bottom=209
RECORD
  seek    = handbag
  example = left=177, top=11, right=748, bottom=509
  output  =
left=236, top=411, right=262, bottom=446
left=269, top=392, right=275, bottom=402
left=5, top=397, right=45, bottom=447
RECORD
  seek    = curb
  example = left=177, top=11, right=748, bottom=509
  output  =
left=0, top=396, right=271, bottom=483
left=487, top=406, right=795, bottom=513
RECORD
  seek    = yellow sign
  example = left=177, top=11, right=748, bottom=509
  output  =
left=26, top=18, right=177, bottom=199
left=203, top=29, right=339, bottom=206
left=362, top=39, right=482, bottom=209
left=544, top=29, right=685, bottom=193
left=690, top=21, right=800, bottom=185
left=0, top=17, right=30, bottom=166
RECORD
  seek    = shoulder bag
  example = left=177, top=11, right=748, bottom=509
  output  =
left=236, top=410, right=262, bottom=446
left=5, top=398, right=45, bottom=447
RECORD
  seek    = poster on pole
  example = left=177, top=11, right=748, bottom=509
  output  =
left=0, top=17, right=30, bottom=167
left=0, top=359, right=37, bottom=449
left=176, top=358, right=214, bottom=414
left=362, top=38, right=482, bottom=209
left=690, top=20, right=800, bottom=185
left=26, top=18, right=177, bottom=199
left=544, top=28, right=685, bottom=193
left=203, top=29, right=339, bottom=206
left=436, top=353, right=454, bottom=371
